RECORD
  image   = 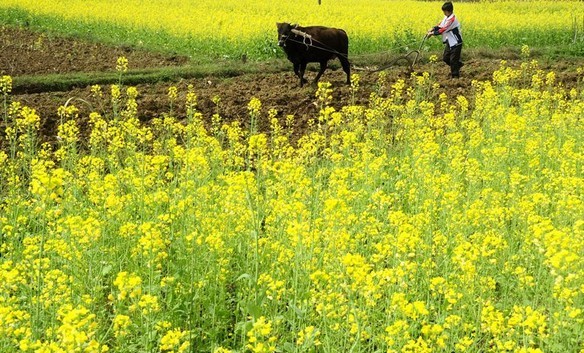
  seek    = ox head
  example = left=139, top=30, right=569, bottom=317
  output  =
left=276, top=22, right=295, bottom=47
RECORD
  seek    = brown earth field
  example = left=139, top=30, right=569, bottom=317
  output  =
left=1, top=25, right=582, bottom=145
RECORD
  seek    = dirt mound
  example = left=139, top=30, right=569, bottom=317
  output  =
left=0, top=26, right=188, bottom=76
left=10, top=67, right=482, bottom=145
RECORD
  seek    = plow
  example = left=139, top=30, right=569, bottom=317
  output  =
left=351, top=34, right=430, bottom=73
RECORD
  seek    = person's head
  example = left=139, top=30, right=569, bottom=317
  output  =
left=442, top=1, right=453, bottom=16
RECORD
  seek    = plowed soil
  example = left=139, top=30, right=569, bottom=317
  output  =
left=1, top=26, right=581, bottom=144
left=0, top=26, right=188, bottom=76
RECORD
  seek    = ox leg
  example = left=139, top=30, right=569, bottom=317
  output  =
left=314, top=60, right=328, bottom=85
left=293, top=62, right=306, bottom=87
left=299, top=62, right=308, bottom=87
left=339, top=56, right=351, bottom=85
left=293, top=62, right=300, bottom=77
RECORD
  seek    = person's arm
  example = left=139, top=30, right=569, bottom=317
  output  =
left=433, top=15, right=456, bottom=35
left=427, top=22, right=440, bottom=36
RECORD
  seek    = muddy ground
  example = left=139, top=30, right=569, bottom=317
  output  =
left=1, top=25, right=582, bottom=144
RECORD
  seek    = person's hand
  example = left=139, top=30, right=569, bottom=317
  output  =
left=427, top=30, right=434, bottom=36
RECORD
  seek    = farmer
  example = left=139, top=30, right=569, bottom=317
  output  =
left=427, top=1, right=463, bottom=78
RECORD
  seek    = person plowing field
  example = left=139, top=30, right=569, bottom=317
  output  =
left=427, top=1, right=464, bottom=78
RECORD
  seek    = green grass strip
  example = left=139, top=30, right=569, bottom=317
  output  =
left=11, top=61, right=293, bottom=94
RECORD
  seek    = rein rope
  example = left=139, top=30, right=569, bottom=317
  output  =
left=283, top=30, right=429, bottom=73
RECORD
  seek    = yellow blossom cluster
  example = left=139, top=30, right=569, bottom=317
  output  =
left=1, top=56, right=583, bottom=352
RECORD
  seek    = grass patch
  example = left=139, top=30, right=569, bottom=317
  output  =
left=11, top=60, right=292, bottom=94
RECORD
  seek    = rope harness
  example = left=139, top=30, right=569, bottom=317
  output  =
left=290, top=28, right=313, bottom=49
left=282, top=29, right=429, bottom=73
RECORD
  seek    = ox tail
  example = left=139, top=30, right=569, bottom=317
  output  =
left=338, top=30, right=349, bottom=57
left=336, top=30, right=351, bottom=84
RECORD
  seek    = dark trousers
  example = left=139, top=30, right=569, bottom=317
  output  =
left=443, top=44, right=463, bottom=77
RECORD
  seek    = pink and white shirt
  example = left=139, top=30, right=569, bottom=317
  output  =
left=433, top=14, right=463, bottom=48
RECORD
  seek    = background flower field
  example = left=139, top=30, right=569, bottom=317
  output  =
left=1, top=0, right=583, bottom=62
left=1, top=0, right=584, bottom=352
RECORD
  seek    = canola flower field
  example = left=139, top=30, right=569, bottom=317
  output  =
left=1, top=56, right=584, bottom=352
left=1, top=0, right=583, bottom=61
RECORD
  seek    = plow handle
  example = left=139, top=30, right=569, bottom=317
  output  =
left=410, top=34, right=430, bottom=70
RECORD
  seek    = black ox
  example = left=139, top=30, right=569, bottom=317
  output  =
left=277, top=22, right=351, bottom=87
